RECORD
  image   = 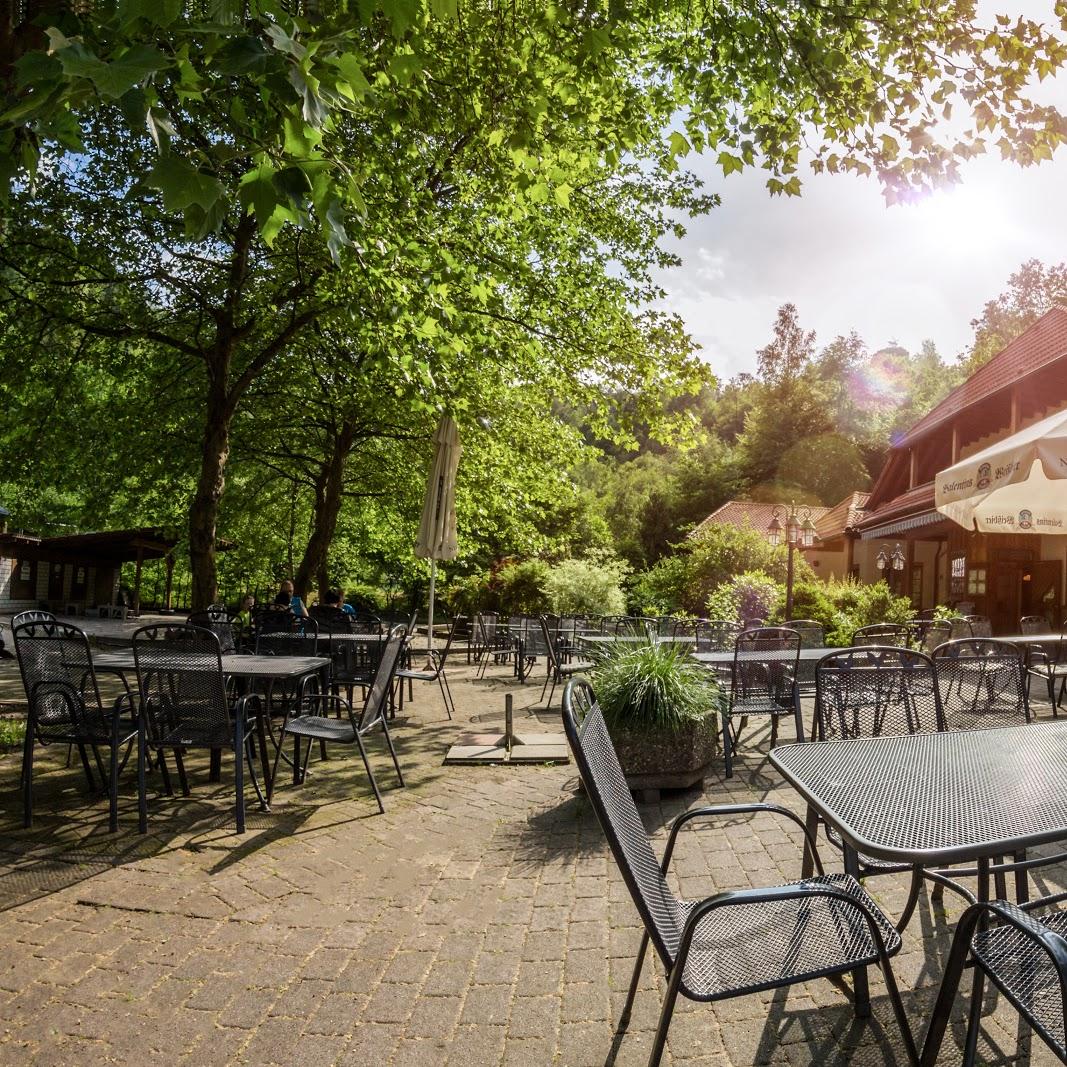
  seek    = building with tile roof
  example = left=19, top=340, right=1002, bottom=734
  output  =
left=857, top=306, right=1067, bottom=630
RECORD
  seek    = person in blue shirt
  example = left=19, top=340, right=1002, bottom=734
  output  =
left=324, top=588, right=356, bottom=615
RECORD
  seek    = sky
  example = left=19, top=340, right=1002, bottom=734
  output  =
left=654, top=3, right=1067, bottom=382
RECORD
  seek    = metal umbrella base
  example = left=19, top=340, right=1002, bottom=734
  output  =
left=444, top=694, right=569, bottom=765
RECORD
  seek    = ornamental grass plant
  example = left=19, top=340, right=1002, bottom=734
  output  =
left=590, top=639, right=725, bottom=735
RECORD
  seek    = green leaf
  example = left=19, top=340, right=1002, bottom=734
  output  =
left=145, top=154, right=227, bottom=217
left=333, top=53, right=372, bottom=100
left=668, top=131, right=691, bottom=158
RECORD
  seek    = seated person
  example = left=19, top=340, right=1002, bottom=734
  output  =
left=273, top=579, right=294, bottom=607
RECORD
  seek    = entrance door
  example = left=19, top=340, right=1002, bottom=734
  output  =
left=1021, top=560, right=1062, bottom=629
left=47, top=562, right=65, bottom=602
left=991, top=566, right=1021, bottom=635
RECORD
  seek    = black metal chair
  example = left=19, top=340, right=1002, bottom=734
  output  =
left=922, top=898, right=1067, bottom=1066
left=906, top=618, right=951, bottom=655
left=852, top=623, right=910, bottom=647
left=14, top=619, right=137, bottom=832
left=395, top=616, right=458, bottom=720
left=948, top=616, right=975, bottom=641
left=560, top=677, right=918, bottom=1067
left=694, top=620, right=741, bottom=653
left=1023, top=622, right=1067, bottom=715
left=12, top=609, right=57, bottom=630
left=267, top=626, right=406, bottom=813
left=933, top=638, right=1031, bottom=731
left=132, top=624, right=266, bottom=834
left=787, top=619, right=825, bottom=649
left=723, top=627, right=803, bottom=778
left=813, top=646, right=943, bottom=929
left=964, top=613, right=994, bottom=638
left=188, top=606, right=241, bottom=654
left=538, top=615, right=594, bottom=708
left=475, top=613, right=514, bottom=678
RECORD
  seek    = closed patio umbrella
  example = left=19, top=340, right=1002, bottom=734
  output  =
left=415, top=416, right=462, bottom=651
left=935, top=407, right=1067, bottom=534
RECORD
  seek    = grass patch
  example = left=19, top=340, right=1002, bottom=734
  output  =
left=0, top=717, right=26, bottom=753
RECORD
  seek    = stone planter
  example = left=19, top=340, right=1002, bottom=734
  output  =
left=609, top=717, right=720, bottom=802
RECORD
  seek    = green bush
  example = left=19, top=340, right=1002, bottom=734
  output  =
left=590, top=640, right=726, bottom=734
left=706, top=570, right=783, bottom=625
left=628, top=555, right=689, bottom=615
left=495, top=559, right=551, bottom=615
left=343, top=582, right=386, bottom=614
left=445, top=571, right=492, bottom=615
left=544, top=557, right=627, bottom=616
left=822, top=578, right=913, bottom=646
left=684, top=523, right=812, bottom=615
left=778, top=580, right=839, bottom=630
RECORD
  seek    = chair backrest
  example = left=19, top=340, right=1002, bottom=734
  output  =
left=561, top=678, right=681, bottom=969
left=742, top=617, right=767, bottom=631
left=12, top=609, right=58, bottom=631
left=539, top=616, right=562, bottom=671
left=255, top=615, right=319, bottom=656
left=188, top=607, right=239, bottom=653
left=132, top=624, right=230, bottom=743
left=731, top=627, right=801, bottom=709
left=308, top=604, right=353, bottom=633
left=669, top=618, right=698, bottom=638
left=694, top=620, right=741, bottom=653
left=964, top=614, right=993, bottom=639
left=786, top=619, right=825, bottom=648
left=911, top=619, right=951, bottom=655
left=14, top=618, right=102, bottom=738
left=351, top=613, right=383, bottom=635
left=814, top=646, right=942, bottom=741
left=600, top=615, right=624, bottom=634
left=432, top=615, right=460, bottom=668
left=475, top=612, right=495, bottom=643
left=1021, top=615, right=1050, bottom=636
left=948, top=616, right=974, bottom=641
left=357, top=626, right=407, bottom=731
left=615, top=616, right=652, bottom=638
left=852, top=623, right=909, bottom=647
left=932, top=638, right=1030, bottom=729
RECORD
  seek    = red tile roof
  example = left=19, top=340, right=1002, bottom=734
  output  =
left=855, top=482, right=936, bottom=531
left=689, top=500, right=830, bottom=540
left=815, top=492, right=870, bottom=540
left=899, top=305, right=1067, bottom=446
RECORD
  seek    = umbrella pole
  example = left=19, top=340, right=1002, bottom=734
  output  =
left=426, top=558, right=437, bottom=655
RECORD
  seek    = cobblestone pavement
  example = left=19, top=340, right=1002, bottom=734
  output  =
left=0, top=650, right=1061, bottom=1065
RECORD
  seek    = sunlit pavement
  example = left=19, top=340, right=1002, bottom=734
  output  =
left=0, top=651, right=1060, bottom=1065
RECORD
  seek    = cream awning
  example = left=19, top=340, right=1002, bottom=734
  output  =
left=934, top=408, right=1067, bottom=535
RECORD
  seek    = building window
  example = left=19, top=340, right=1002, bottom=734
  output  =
left=10, top=558, right=36, bottom=600
left=967, top=566, right=987, bottom=596
left=950, top=555, right=966, bottom=597
left=910, top=563, right=924, bottom=608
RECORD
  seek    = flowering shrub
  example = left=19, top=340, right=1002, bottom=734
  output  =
left=544, top=557, right=627, bottom=616
left=706, top=571, right=782, bottom=625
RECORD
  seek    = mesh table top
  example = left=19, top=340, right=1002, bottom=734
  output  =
left=693, top=648, right=826, bottom=665
left=94, top=651, right=330, bottom=680
left=771, top=720, right=1067, bottom=865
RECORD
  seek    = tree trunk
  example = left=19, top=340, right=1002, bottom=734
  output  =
left=189, top=380, right=234, bottom=610
left=294, top=420, right=357, bottom=599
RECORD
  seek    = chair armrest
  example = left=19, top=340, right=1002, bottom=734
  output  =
left=233, top=693, right=263, bottom=720
left=293, top=692, right=354, bottom=715
left=662, top=803, right=824, bottom=876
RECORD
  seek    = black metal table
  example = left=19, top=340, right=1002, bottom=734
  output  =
left=692, top=646, right=826, bottom=687
left=772, top=720, right=1067, bottom=1018
left=93, top=651, right=331, bottom=796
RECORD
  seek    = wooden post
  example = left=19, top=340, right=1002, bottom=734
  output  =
left=908, top=448, right=918, bottom=490
left=164, top=552, right=175, bottom=610
left=951, top=423, right=960, bottom=464
left=133, top=546, right=143, bottom=616
left=1010, top=386, right=1020, bottom=433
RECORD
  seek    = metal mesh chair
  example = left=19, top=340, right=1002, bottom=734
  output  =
left=694, top=620, right=741, bottom=653
left=615, top=616, right=655, bottom=638
left=787, top=619, right=825, bottom=649
left=12, top=609, right=57, bottom=630
left=560, top=678, right=917, bottom=1067
left=670, top=618, right=699, bottom=638
left=1021, top=615, right=1051, bottom=636
left=538, top=616, right=594, bottom=708
left=1025, top=633, right=1067, bottom=715
left=14, top=619, right=137, bottom=831
left=852, top=623, right=909, bottom=647
left=742, top=616, right=767, bottom=631
left=964, top=614, right=993, bottom=638
left=395, top=616, right=458, bottom=720
left=906, top=618, right=951, bottom=655
left=475, top=613, right=514, bottom=678
left=268, top=626, right=407, bottom=813
left=923, top=899, right=1067, bottom=1066
left=132, top=624, right=266, bottom=833
left=933, top=638, right=1030, bottom=731
left=948, top=616, right=975, bottom=641
left=188, top=606, right=241, bottom=653
left=723, top=627, right=803, bottom=778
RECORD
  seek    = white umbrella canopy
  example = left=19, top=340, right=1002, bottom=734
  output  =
left=415, top=416, right=462, bottom=650
left=935, top=407, right=1067, bottom=534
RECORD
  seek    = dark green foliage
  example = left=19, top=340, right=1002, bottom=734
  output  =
left=590, top=640, right=725, bottom=735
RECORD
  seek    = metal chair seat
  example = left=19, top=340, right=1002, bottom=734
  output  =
left=731, top=694, right=795, bottom=716
left=824, top=826, right=909, bottom=873
left=395, top=667, right=437, bottom=683
left=154, top=722, right=234, bottom=748
left=969, top=909, right=1067, bottom=1057
left=677, top=873, right=901, bottom=1001
left=280, top=715, right=356, bottom=743
left=1028, top=662, right=1067, bottom=677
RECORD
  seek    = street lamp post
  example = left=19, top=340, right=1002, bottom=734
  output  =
left=767, top=503, right=817, bottom=620
left=875, top=542, right=907, bottom=592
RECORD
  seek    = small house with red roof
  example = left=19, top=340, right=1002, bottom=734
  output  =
left=856, top=306, right=1067, bottom=631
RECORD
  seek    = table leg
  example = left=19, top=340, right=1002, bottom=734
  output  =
left=209, top=747, right=222, bottom=782
left=843, top=844, right=871, bottom=1017
left=964, top=857, right=990, bottom=1063
left=801, top=804, right=819, bottom=878
left=254, top=704, right=270, bottom=812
